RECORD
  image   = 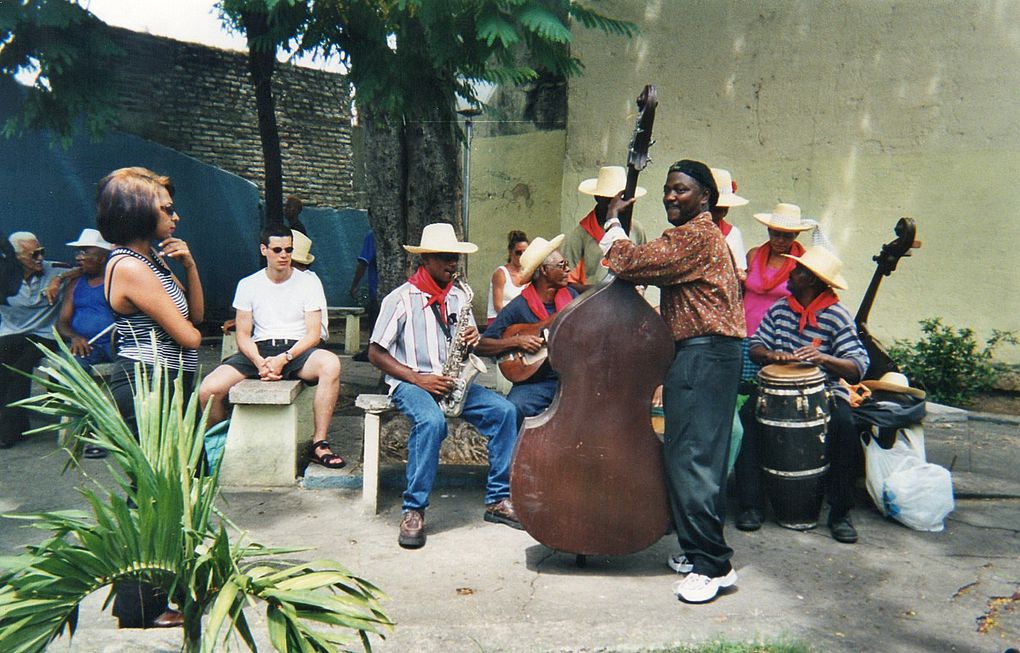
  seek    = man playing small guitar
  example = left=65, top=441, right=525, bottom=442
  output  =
left=477, top=235, right=578, bottom=426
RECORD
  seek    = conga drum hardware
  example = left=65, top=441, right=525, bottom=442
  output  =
left=756, top=363, right=831, bottom=530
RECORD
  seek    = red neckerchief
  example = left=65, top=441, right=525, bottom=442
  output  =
left=717, top=218, right=733, bottom=237
left=579, top=209, right=605, bottom=242
left=408, top=266, right=453, bottom=325
left=521, top=284, right=572, bottom=320
left=787, top=288, right=840, bottom=332
left=754, top=240, right=805, bottom=291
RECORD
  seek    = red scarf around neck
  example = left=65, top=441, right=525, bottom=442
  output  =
left=787, top=288, right=840, bottom=332
left=579, top=210, right=605, bottom=242
left=521, top=284, right=572, bottom=320
left=408, top=266, right=453, bottom=325
left=717, top=218, right=733, bottom=237
left=753, top=240, right=805, bottom=291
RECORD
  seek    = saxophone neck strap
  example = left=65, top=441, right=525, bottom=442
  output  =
left=430, top=302, right=452, bottom=340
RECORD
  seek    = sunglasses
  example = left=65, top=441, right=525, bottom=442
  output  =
left=543, top=260, right=569, bottom=271
left=30, top=248, right=45, bottom=259
left=435, top=253, right=459, bottom=262
left=160, top=203, right=176, bottom=216
left=269, top=246, right=295, bottom=254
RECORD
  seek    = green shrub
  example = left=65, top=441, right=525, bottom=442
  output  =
left=888, top=317, right=1017, bottom=406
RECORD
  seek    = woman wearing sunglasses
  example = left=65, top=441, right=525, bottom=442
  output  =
left=96, top=166, right=204, bottom=629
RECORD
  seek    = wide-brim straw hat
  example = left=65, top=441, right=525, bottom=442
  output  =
left=66, top=228, right=112, bottom=250
left=862, top=372, right=926, bottom=399
left=754, top=203, right=815, bottom=232
left=291, top=229, right=315, bottom=265
left=403, top=222, right=478, bottom=255
left=578, top=166, right=647, bottom=199
left=711, top=168, right=748, bottom=208
left=519, top=234, right=565, bottom=280
left=783, top=245, right=848, bottom=290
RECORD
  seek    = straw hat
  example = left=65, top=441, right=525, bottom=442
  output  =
left=753, top=203, right=815, bottom=232
left=291, top=229, right=315, bottom=265
left=519, top=234, right=565, bottom=280
left=862, top=372, right=926, bottom=399
left=577, top=166, right=647, bottom=198
left=66, top=228, right=112, bottom=250
left=403, top=223, right=478, bottom=255
left=783, top=245, right=848, bottom=290
left=711, top=168, right=748, bottom=208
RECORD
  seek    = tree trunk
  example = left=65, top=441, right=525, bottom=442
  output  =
left=242, top=10, right=284, bottom=228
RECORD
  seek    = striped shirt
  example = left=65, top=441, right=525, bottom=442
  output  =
left=108, top=247, right=198, bottom=372
left=371, top=280, right=475, bottom=393
left=750, top=297, right=869, bottom=401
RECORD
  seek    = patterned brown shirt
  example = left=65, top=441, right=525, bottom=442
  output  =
left=605, top=212, right=746, bottom=341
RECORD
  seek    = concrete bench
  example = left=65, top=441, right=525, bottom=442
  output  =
left=327, top=306, right=366, bottom=353
left=355, top=393, right=394, bottom=514
left=219, top=379, right=313, bottom=487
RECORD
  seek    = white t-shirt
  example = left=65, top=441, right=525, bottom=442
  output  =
left=233, top=268, right=327, bottom=342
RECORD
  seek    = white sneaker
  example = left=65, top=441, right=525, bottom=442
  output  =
left=667, top=553, right=693, bottom=574
left=672, top=568, right=738, bottom=604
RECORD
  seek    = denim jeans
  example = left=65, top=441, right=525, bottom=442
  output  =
left=391, top=381, right=518, bottom=511
left=507, top=378, right=558, bottom=428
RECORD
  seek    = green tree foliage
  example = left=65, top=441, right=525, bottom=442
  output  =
left=888, top=317, right=1018, bottom=406
left=0, top=0, right=122, bottom=146
left=0, top=339, right=392, bottom=652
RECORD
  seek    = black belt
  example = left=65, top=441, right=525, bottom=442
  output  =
left=260, top=338, right=298, bottom=348
left=675, top=335, right=741, bottom=350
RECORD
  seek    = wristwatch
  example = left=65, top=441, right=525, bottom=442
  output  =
left=284, top=350, right=294, bottom=362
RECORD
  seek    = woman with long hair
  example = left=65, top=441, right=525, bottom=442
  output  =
left=486, top=230, right=529, bottom=325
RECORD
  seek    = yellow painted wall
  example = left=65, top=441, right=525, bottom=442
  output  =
left=558, top=0, right=1020, bottom=361
left=465, top=130, right=566, bottom=319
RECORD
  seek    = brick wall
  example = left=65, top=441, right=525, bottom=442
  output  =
left=105, top=26, right=356, bottom=209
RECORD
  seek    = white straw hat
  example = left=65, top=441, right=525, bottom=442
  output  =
left=66, top=228, right=112, bottom=250
left=403, top=223, right=478, bottom=255
left=861, top=372, right=926, bottom=400
left=782, top=245, right=848, bottom=290
left=711, top=168, right=748, bottom=208
left=291, top=229, right=315, bottom=265
left=577, top=166, right=647, bottom=198
left=519, top=234, right=565, bottom=280
left=753, top=203, right=815, bottom=232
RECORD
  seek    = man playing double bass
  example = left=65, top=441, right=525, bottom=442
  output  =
left=734, top=245, right=869, bottom=544
left=476, top=235, right=578, bottom=425
left=601, top=159, right=745, bottom=605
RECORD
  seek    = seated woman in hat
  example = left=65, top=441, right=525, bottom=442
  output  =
left=368, top=223, right=521, bottom=550
left=733, top=246, right=870, bottom=544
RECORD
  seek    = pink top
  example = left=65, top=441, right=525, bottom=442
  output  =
left=743, top=247, right=794, bottom=337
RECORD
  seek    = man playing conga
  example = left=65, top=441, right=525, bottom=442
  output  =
left=733, top=245, right=869, bottom=543
left=476, top=234, right=578, bottom=426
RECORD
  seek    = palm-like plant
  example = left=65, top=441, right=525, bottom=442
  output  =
left=0, top=340, right=392, bottom=652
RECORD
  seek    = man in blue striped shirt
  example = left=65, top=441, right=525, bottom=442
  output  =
left=734, top=246, right=869, bottom=543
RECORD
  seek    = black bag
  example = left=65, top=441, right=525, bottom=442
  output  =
left=1, top=232, right=22, bottom=304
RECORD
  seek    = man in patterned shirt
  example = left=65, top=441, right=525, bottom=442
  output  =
left=734, top=245, right=869, bottom=544
left=600, top=159, right=745, bottom=605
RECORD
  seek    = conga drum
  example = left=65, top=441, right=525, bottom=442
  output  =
left=756, top=363, right=830, bottom=530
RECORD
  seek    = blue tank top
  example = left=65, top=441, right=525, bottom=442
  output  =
left=70, top=276, right=115, bottom=347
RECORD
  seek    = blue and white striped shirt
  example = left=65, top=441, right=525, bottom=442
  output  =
left=371, top=280, right=475, bottom=393
left=750, top=297, right=869, bottom=401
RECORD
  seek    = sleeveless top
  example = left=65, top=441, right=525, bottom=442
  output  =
left=743, top=246, right=793, bottom=337
left=486, top=265, right=527, bottom=320
left=70, top=276, right=115, bottom=347
left=107, top=247, right=198, bottom=371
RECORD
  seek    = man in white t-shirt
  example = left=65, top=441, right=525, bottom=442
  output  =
left=199, top=227, right=345, bottom=468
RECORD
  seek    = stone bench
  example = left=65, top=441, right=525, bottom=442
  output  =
left=219, top=379, right=313, bottom=487
left=355, top=393, right=394, bottom=514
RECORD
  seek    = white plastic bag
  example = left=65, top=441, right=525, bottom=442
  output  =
left=882, top=459, right=955, bottom=532
left=863, top=425, right=926, bottom=514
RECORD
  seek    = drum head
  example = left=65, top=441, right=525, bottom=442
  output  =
left=759, top=362, right=823, bottom=383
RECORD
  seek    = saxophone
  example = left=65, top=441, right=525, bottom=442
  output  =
left=437, top=273, right=487, bottom=417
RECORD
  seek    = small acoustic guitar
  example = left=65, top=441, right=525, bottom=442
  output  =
left=497, top=317, right=554, bottom=383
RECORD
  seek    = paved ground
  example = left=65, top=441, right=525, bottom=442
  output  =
left=1, top=345, right=1018, bottom=652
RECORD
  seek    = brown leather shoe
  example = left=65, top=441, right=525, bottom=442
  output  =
left=149, top=608, right=184, bottom=628
left=484, top=498, right=524, bottom=530
left=398, top=509, right=426, bottom=549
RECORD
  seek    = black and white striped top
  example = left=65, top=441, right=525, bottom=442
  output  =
left=108, top=247, right=198, bottom=372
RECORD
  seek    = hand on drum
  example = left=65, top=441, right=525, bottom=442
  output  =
left=792, top=345, right=825, bottom=366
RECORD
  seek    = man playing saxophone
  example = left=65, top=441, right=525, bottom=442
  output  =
left=368, top=223, right=522, bottom=549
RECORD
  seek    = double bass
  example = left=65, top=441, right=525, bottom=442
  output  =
left=854, top=217, right=920, bottom=380
left=510, top=86, right=675, bottom=558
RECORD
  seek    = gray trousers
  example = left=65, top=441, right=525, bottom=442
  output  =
left=663, top=337, right=741, bottom=578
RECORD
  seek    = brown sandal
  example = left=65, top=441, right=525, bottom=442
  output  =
left=309, top=440, right=346, bottom=469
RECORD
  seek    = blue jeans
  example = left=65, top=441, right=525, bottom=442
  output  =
left=507, top=378, right=558, bottom=427
left=391, top=381, right=518, bottom=511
